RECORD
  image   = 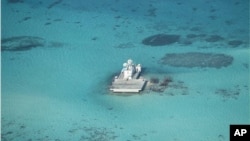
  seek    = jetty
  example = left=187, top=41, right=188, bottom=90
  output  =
left=110, top=59, right=147, bottom=93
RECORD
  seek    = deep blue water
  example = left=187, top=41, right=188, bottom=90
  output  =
left=1, top=0, right=249, bottom=141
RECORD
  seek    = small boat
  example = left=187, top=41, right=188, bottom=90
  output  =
left=110, top=59, right=147, bottom=93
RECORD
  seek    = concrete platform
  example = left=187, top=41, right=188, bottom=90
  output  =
left=110, top=78, right=147, bottom=93
left=110, top=59, right=146, bottom=93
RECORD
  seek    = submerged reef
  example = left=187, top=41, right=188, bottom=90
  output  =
left=147, top=76, right=188, bottom=96
left=205, top=35, right=224, bottom=42
left=1, top=36, right=64, bottom=52
left=228, top=40, right=244, bottom=47
left=215, top=85, right=241, bottom=101
left=69, top=126, right=117, bottom=141
left=1, top=36, right=45, bottom=51
left=149, top=77, right=160, bottom=84
left=142, top=34, right=180, bottom=46
left=145, top=22, right=248, bottom=48
left=149, top=77, right=173, bottom=93
left=47, top=0, right=63, bottom=9
left=159, top=52, right=233, bottom=68
left=1, top=116, right=118, bottom=141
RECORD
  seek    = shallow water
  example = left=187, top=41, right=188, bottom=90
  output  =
left=1, top=0, right=249, bottom=141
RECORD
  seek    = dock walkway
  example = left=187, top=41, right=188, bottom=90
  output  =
left=110, top=78, right=147, bottom=93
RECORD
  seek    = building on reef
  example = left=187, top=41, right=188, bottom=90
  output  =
left=110, top=59, right=147, bottom=93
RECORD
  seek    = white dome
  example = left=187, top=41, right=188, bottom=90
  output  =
left=123, top=63, right=127, bottom=67
left=127, top=59, right=133, bottom=65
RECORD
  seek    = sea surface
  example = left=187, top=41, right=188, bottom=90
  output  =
left=1, top=0, right=249, bottom=141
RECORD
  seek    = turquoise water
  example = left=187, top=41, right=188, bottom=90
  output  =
left=1, top=0, right=249, bottom=141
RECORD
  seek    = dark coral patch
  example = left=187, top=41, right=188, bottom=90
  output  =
left=142, top=34, right=180, bottom=46
left=149, top=77, right=173, bottom=93
left=160, top=52, right=233, bottom=68
left=159, top=77, right=173, bottom=87
left=215, top=87, right=240, bottom=100
left=150, top=77, right=160, bottom=84
left=47, top=0, right=63, bottom=9
left=22, top=16, right=31, bottom=21
left=44, top=22, right=51, bottom=25
left=205, top=35, right=224, bottom=42
left=1, top=36, right=45, bottom=51
left=68, top=126, right=117, bottom=141
left=228, top=40, right=243, bottom=47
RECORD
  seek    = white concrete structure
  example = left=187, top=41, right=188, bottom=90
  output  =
left=110, top=59, right=147, bottom=93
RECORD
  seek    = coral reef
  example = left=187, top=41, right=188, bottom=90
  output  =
left=159, top=77, right=173, bottom=87
left=159, top=52, right=233, bottom=68
left=1, top=117, right=118, bottom=141
left=69, top=127, right=117, bottom=141
left=47, top=0, right=63, bottom=9
left=19, top=17, right=32, bottom=23
left=147, top=76, right=188, bottom=96
left=228, top=40, right=243, bottom=47
left=1, top=36, right=45, bottom=51
left=149, top=85, right=165, bottom=93
left=215, top=86, right=240, bottom=100
left=141, top=28, right=245, bottom=48
left=205, top=35, right=224, bottom=42
left=149, top=77, right=159, bottom=84
left=44, top=22, right=51, bottom=25
left=148, top=76, right=173, bottom=93
left=1, top=36, right=64, bottom=52
left=142, top=34, right=180, bottom=46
